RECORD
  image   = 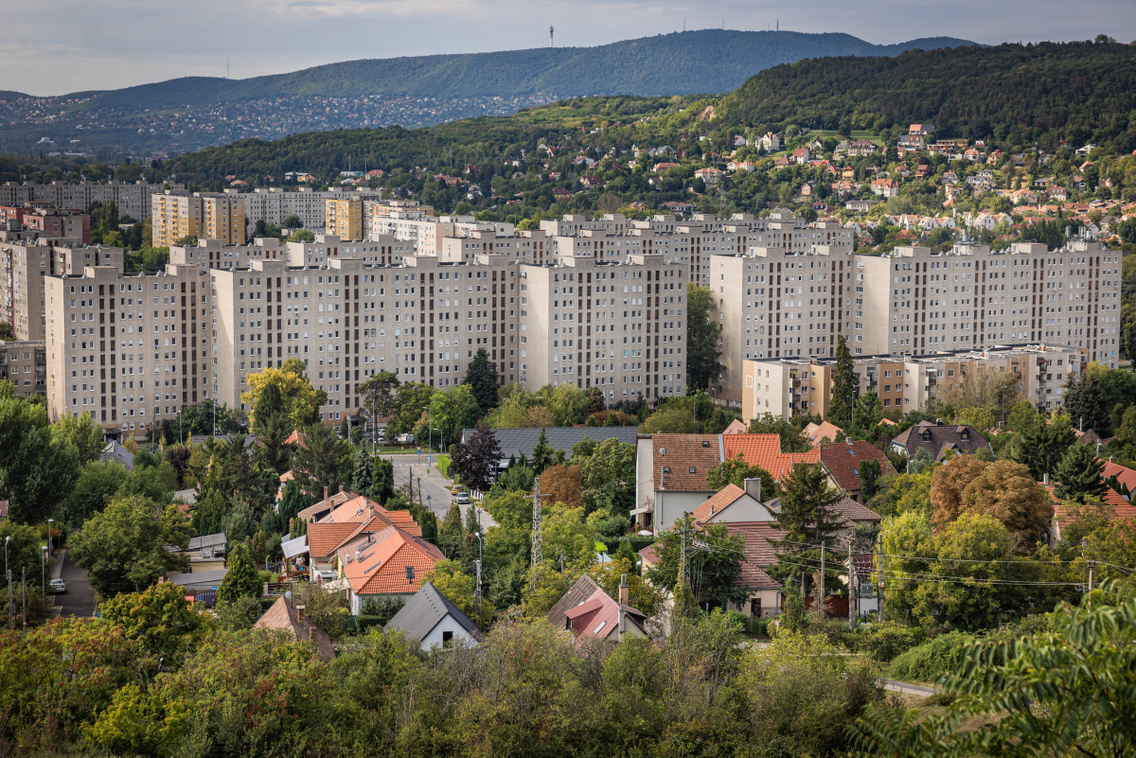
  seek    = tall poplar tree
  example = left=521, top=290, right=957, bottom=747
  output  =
left=828, top=335, right=855, bottom=429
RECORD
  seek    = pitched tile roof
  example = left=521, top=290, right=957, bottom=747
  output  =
left=637, top=544, right=661, bottom=570
left=385, top=582, right=482, bottom=643
left=652, top=434, right=722, bottom=492
left=831, top=497, right=883, bottom=525
left=297, top=489, right=355, bottom=522
left=722, top=434, right=820, bottom=481
left=307, top=522, right=362, bottom=559
left=563, top=588, right=647, bottom=641
left=547, top=574, right=602, bottom=630
left=691, top=484, right=746, bottom=524
left=344, top=526, right=444, bottom=596
left=254, top=595, right=336, bottom=660
left=891, top=422, right=991, bottom=459
left=1102, top=460, right=1136, bottom=493
left=1045, top=485, right=1136, bottom=521
left=723, top=419, right=749, bottom=434
left=820, top=441, right=897, bottom=493
left=803, top=421, right=843, bottom=447
left=722, top=521, right=787, bottom=566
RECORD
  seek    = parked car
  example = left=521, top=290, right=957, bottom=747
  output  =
left=48, top=579, right=66, bottom=594
left=453, top=492, right=471, bottom=505
left=397, top=433, right=414, bottom=444
left=315, top=569, right=336, bottom=584
left=451, top=485, right=464, bottom=495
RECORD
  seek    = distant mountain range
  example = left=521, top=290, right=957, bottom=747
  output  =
left=0, top=30, right=974, bottom=156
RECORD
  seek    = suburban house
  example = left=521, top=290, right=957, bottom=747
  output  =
left=547, top=574, right=648, bottom=644
left=254, top=594, right=337, bottom=660
left=1044, top=480, right=1136, bottom=544
left=385, top=582, right=483, bottom=650
left=634, top=433, right=818, bottom=534
left=302, top=494, right=423, bottom=576
left=829, top=497, right=884, bottom=536
left=721, top=521, right=787, bottom=618
left=819, top=441, right=897, bottom=502
left=343, top=525, right=445, bottom=615
left=690, top=480, right=776, bottom=527
left=1103, top=459, right=1136, bottom=498
left=172, top=533, right=227, bottom=573
left=803, top=420, right=843, bottom=447
left=889, top=421, right=992, bottom=461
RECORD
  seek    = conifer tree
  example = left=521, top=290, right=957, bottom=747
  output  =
left=217, top=542, right=262, bottom=605
left=768, top=463, right=845, bottom=601
left=463, top=348, right=500, bottom=412
left=531, top=429, right=554, bottom=475
left=828, top=335, right=856, bottom=429
left=439, top=502, right=464, bottom=559
left=1055, top=443, right=1106, bottom=503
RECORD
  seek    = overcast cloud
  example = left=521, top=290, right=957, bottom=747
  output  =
left=3, top=0, right=1133, bottom=96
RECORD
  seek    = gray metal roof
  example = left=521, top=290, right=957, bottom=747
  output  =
left=166, top=569, right=228, bottom=589
left=546, top=574, right=602, bottom=630
left=281, top=534, right=310, bottom=560
left=385, top=582, right=482, bottom=642
left=188, top=533, right=227, bottom=551
left=100, top=441, right=134, bottom=471
left=461, top=427, right=639, bottom=464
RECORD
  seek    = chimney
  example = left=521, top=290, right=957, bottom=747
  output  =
left=323, top=485, right=329, bottom=501
left=744, top=477, right=762, bottom=502
left=619, top=574, right=630, bottom=607
left=339, top=484, right=345, bottom=493
left=1043, top=473, right=1049, bottom=487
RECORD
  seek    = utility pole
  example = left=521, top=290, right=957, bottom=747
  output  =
left=21, top=568, right=25, bottom=633
left=1088, top=560, right=1095, bottom=592
left=876, top=533, right=885, bottom=623
left=847, top=538, right=856, bottom=631
left=474, top=558, right=482, bottom=614
left=679, top=512, right=691, bottom=585
left=532, top=477, right=544, bottom=567
left=819, top=543, right=826, bottom=621
left=7, top=570, right=11, bottom=631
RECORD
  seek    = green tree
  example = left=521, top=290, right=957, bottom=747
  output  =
left=389, top=382, right=438, bottom=437
left=1063, top=370, right=1109, bottom=435
left=216, top=542, right=262, bottom=605
left=100, top=581, right=207, bottom=661
left=767, top=462, right=845, bottom=600
left=290, top=424, right=353, bottom=500
left=1015, top=412, right=1076, bottom=480
left=357, top=370, right=401, bottom=421
left=70, top=497, right=192, bottom=597
left=647, top=516, right=748, bottom=609
left=428, top=384, right=483, bottom=449
left=579, top=438, right=636, bottom=516
left=439, top=503, right=465, bottom=559
left=463, top=348, right=499, bottom=412
left=686, top=283, right=724, bottom=390
left=0, top=389, right=80, bottom=523
left=55, top=411, right=105, bottom=464
left=531, top=428, right=554, bottom=475
left=858, top=458, right=882, bottom=501
left=828, top=335, right=855, bottom=428
left=638, top=403, right=702, bottom=434
left=65, top=460, right=131, bottom=525
left=351, top=447, right=374, bottom=495
left=449, top=424, right=502, bottom=493
left=1054, top=442, right=1106, bottom=503
left=241, top=360, right=327, bottom=430
left=706, top=453, right=777, bottom=501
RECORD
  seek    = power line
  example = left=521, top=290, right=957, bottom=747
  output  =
left=772, top=556, right=1083, bottom=587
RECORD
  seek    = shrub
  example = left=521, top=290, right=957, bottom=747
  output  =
left=354, top=615, right=387, bottom=634
left=860, top=621, right=921, bottom=664
left=888, top=631, right=976, bottom=683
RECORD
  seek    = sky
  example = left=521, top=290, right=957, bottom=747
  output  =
left=3, top=0, right=1134, bottom=96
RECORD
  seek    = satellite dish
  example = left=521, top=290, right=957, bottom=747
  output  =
left=284, top=590, right=293, bottom=600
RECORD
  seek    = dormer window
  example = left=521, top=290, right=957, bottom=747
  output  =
left=689, top=467, right=696, bottom=474
left=662, top=466, right=671, bottom=473
left=702, top=440, right=710, bottom=447
left=960, top=429, right=970, bottom=441
left=921, top=430, right=932, bottom=441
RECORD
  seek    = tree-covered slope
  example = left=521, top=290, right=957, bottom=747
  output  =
left=70, top=30, right=973, bottom=110
left=718, top=40, right=1136, bottom=150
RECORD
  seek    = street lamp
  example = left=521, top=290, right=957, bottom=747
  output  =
left=41, top=546, right=46, bottom=601
left=4, top=536, right=9, bottom=632
left=47, top=519, right=53, bottom=557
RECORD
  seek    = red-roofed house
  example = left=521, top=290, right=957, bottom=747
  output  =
left=1102, top=460, right=1136, bottom=498
left=721, top=521, right=788, bottom=617
left=819, top=441, right=897, bottom=502
left=690, top=481, right=776, bottom=527
left=1044, top=483, right=1136, bottom=544
left=560, top=584, right=649, bottom=643
left=344, top=526, right=445, bottom=614
left=803, top=420, right=843, bottom=447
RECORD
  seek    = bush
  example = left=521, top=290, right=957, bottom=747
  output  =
left=860, top=621, right=921, bottom=664
left=888, top=631, right=976, bottom=683
left=354, top=615, right=387, bottom=634
left=748, top=616, right=771, bottom=638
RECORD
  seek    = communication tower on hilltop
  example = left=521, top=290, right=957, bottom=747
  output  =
left=550, top=26, right=554, bottom=48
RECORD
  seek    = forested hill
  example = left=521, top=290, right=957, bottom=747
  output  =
left=718, top=40, right=1136, bottom=149
left=71, top=30, right=972, bottom=109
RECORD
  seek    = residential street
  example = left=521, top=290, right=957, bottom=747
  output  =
left=386, top=453, right=497, bottom=529
left=55, top=550, right=96, bottom=618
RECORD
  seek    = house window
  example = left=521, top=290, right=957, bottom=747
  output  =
left=442, top=630, right=454, bottom=644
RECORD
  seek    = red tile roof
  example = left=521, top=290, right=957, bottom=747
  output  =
left=722, top=521, right=788, bottom=591
left=297, top=490, right=354, bottom=522
left=723, top=419, right=748, bottom=434
left=254, top=595, right=336, bottom=659
left=563, top=588, right=647, bottom=641
left=819, top=441, right=897, bottom=494
left=691, top=484, right=745, bottom=524
left=652, top=434, right=722, bottom=491
left=831, top=497, right=883, bottom=524
left=722, top=434, right=819, bottom=481
left=803, top=421, right=843, bottom=447
left=1045, top=485, right=1136, bottom=521
left=307, top=522, right=362, bottom=559
left=344, top=526, right=444, bottom=596
left=1102, top=461, right=1136, bottom=494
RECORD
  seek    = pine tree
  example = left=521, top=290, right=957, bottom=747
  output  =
left=828, top=335, right=855, bottom=429
left=858, top=458, right=882, bottom=501
left=217, top=542, right=262, bottom=605
left=1055, top=443, right=1106, bottom=503
left=352, top=448, right=374, bottom=495
left=531, top=428, right=554, bottom=475
left=1063, top=372, right=1108, bottom=436
left=463, top=348, right=500, bottom=412
left=767, top=463, right=845, bottom=601
left=439, top=503, right=464, bottom=559
left=370, top=458, right=395, bottom=504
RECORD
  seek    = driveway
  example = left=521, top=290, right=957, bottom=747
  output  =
left=55, top=550, right=96, bottom=618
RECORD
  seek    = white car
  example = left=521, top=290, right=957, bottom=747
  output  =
left=48, top=579, right=66, bottom=594
left=453, top=492, right=471, bottom=505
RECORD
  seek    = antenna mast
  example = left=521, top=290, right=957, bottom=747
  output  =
left=532, top=477, right=544, bottom=566
left=549, top=25, right=554, bottom=48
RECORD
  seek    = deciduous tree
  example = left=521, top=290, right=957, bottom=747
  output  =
left=686, top=284, right=724, bottom=390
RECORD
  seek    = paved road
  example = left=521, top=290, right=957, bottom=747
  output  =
left=56, top=550, right=96, bottom=618
left=386, top=453, right=497, bottom=529
left=880, top=678, right=937, bottom=696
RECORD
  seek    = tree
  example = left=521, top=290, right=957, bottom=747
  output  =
left=853, top=391, right=882, bottom=433
left=449, top=424, right=502, bottom=493
left=241, top=361, right=327, bottom=430
left=282, top=213, right=302, bottom=229
left=1054, top=442, right=1106, bottom=503
left=216, top=542, right=262, bottom=605
left=706, top=453, right=777, bottom=501
left=767, top=463, right=845, bottom=600
left=538, top=464, right=583, bottom=511
left=357, top=370, right=401, bottom=421
left=70, top=496, right=192, bottom=597
left=638, top=403, right=701, bottom=434
left=647, top=516, right=748, bottom=610
left=290, top=424, right=353, bottom=500
left=531, top=428, right=554, bottom=475
left=428, top=384, right=483, bottom=449
left=423, top=560, right=486, bottom=622
left=828, top=335, right=855, bottom=428
left=1015, top=412, right=1076, bottom=480
left=542, top=384, right=591, bottom=427
left=0, top=390, right=80, bottom=523
left=932, top=457, right=1054, bottom=553
left=1063, top=370, right=1108, bottom=435
left=686, top=283, right=724, bottom=390
left=100, top=581, right=206, bottom=661
left=463, top=348, right=499, bottom=412
left=858, top=458, right=882, bottom=501
left=55, top=411, right=105, bottom=464
left=937, top=363, right=1022, bottom=413
left=389, top=382, right=438, bottom=437
left=439, top=503, right=465, bottom=559
left=65, top=460, right=131, bottom=525
left=855, top=582, right=1136, bottom=757
left=579, top=438, right=636, bottom=516
left=351, top=447, right=374, bottom=495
